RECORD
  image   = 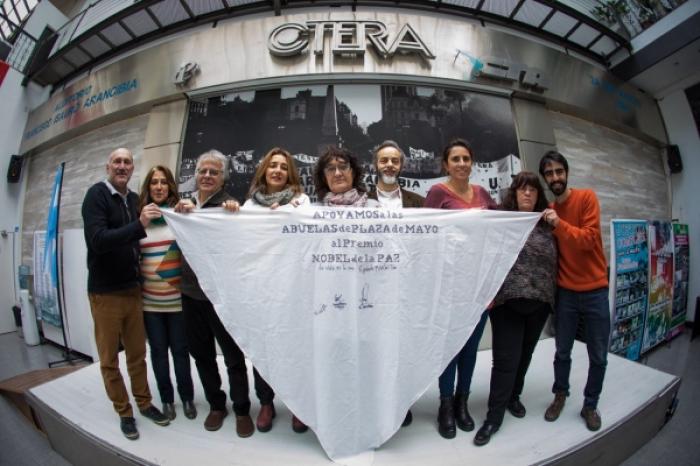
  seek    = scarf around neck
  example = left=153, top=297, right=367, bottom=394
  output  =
left=323, top=188, right=367, bottom=207
left=253, top=187, right=295, bottom=207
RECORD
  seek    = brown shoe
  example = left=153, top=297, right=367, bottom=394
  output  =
left=580, top=407, right=602, bottom=431
left=236, top=415, right=255, bottom=438
left=256, top=403, right=276, bottom=432
left=292, top=415, right=308, bottom=433
left=204, top=409, right=228, bottom=431
left=544, top=393, right=566, bottom=422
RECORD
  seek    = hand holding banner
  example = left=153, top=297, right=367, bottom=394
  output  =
left=162, top=206, right=539, bottom=459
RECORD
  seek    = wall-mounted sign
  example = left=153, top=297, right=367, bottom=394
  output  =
left=455, top=50, right=549, bottom=92
left=23, top=78, right=139, bottom=142
left=268, top=21, right=435, bottom=61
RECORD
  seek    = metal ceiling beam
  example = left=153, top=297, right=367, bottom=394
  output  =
left=144, top=7, right=163, bottom=29
left=179, top=0, right=196, bottom=19
left=563, top=21, right=580, bottom=40
left=118, top=20, right=137, bottom=40
left=509, top=0, right=526, bottom=20
left=95, top=31, right=116, bottom=49
left=538, top=8, right=556, bottom=29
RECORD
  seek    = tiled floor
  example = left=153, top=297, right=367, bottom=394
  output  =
left=0, top=330, right=698, bottom=465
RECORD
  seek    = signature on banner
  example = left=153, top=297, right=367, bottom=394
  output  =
left=314, top=284, right=374, bottom=316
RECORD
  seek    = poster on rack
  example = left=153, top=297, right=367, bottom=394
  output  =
left=33, top=231, right=60, bottom=327
left=642, top=220, right=674, bottom=354
left=609, top=220, right=649, bottom=361
left=669, top=223, right=689, bottom=339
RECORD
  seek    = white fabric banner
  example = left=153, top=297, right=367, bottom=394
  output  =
left=162, top=207, right=540, bottom=459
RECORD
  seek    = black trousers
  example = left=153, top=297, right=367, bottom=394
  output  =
left=486, top=299, right=550, bottom=425
left=182, top=294, right=274, bottom=415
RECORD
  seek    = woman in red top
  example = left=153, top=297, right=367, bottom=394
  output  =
left=425, top=138, right=495, bottom=439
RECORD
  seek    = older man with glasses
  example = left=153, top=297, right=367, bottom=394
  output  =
left=175, top=149, right=268, bottom=438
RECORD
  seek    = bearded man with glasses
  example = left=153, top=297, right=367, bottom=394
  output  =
left=539, top=150, right=610, bottom=432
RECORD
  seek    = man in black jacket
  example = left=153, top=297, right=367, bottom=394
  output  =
left=175, top=149, right=266, bottom=438
left=82, top=147, right=169, bottom=440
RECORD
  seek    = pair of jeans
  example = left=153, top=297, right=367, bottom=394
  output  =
left=486, top=300, right=550, bottom=425
left=439, top=310, right=488, bottom=397
left=143, top=310, right=194, bottom=404
left=182, top=294, right=274, bottom=415
left=88, top=286, right=151, bottom=417
left=552, top=287, right=611, bottom=409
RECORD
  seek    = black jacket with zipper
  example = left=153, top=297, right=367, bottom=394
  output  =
left=81, top=181, right=146, bottom=293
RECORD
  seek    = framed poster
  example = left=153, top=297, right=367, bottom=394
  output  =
left=642, top=220, right=674, bottom=354
left=669, top=223, right=689, bottom=339
left=609, top=220, right=649, bottom=360
left=179, top=84, right=520, bottom=203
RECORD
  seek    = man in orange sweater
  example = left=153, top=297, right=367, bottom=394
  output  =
left=539, top=150, right=610, bottom=432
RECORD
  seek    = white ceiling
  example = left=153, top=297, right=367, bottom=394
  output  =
left=629, top=37, right=700, bottom=100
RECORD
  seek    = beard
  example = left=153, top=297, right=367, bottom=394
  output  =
left=548, top=180, right=567, bottom=196
left=380, top=174, right=397, bottom=185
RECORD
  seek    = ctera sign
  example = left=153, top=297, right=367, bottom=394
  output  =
left=268, top=21, right=435, bottom=61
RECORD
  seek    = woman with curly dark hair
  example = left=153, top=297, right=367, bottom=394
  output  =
left=473, top=171, right=557, bottom=446
left=313, top=146, right=378, bottom=207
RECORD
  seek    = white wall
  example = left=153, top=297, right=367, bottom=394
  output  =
left=0, top=68, right=32, bottom=333
left=658, top=86, right=700, bottom=322
left=0, top=1, right=67, bottom=333
left=25, top=0, right=70, bottom=37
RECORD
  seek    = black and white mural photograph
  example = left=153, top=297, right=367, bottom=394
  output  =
left=179, top=84, right=520, bottom=203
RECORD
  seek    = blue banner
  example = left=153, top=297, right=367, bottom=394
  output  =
left=38, top=164, right=64, bottom=326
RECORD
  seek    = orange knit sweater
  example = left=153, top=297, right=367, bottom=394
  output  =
left=552, top=188, right=608, bottom=291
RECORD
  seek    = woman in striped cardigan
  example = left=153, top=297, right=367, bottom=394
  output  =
left=138, top=165, right=196, bottom=421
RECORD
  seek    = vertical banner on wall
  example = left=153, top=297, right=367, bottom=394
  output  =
left=609, top=220, right=649, bottom=361
left=179, top=84, right=520, bottom=203
left=642, top=220, right=674, bottom=354
left=669, top=223, right=689, bottom=339
left=35, top=164, right=64, bottom=327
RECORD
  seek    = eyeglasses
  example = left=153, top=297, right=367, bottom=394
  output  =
left=197, top=168, right=221, bottom=176
left=324, top=163, right=351, bottom=175
left=542, top=168, right=566, bottom=178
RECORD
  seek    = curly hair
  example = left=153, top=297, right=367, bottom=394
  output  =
left=247, top=147, right=303, bottom=198
left=313, top=146, right=366, bottom=200
left=500, top=171, right=548, bottom=212
left=138, top=165, right=180, bottom=211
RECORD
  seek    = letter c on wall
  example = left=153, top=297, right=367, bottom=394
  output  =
left=269, top=23, right=309, bottom=56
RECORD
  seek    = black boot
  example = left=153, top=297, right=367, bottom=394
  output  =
left=437, top=396, right=456, bottom=439
left=454, top=392, right=475, bottom=432
left=474, top=421, right=499, bottom=446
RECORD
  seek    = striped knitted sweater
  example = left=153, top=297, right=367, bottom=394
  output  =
left=139, top=223, right=182, bottom=312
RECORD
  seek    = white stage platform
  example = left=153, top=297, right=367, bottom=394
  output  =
left=27, top=338, right=679, bottom=466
